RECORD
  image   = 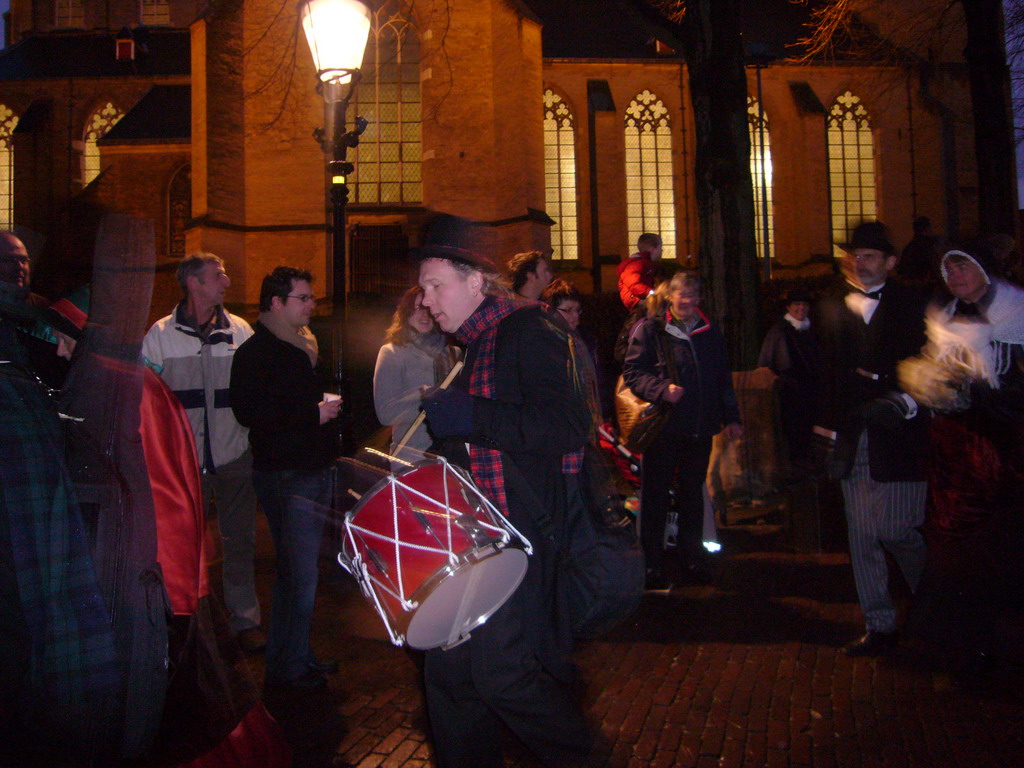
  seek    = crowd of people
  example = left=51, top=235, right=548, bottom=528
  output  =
left=1, top=210, right=1022, bottom=766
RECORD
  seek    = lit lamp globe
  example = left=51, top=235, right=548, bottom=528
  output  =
left=300, top=0, right=372, bottom=86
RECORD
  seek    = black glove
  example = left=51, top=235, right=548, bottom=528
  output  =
left=861, top=392, right=911, bottom=430
left=422, top=387, right=475, bottom=438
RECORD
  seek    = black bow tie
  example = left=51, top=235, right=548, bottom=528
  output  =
left=953, top=301, right=982, bottom=318
left=854, top=288, right=883, bottom=300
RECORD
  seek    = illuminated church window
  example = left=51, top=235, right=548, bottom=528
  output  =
left=168, top=164, right=191, bottom=257
left=55, top=0, right=85, bottom=28
left=0, top=105, right=19, bottom=229
left=747, top=96, right=774, bottom=261
left=352, top=2, right=421, bottom=205
left=543, top=89, right=577, bottom=261
left=81, top=102, right=124, bottom=186
left=624, top=90, right=676, bottom=260
left=828, top=90, right=877, bottom=245
left=141, top=0, right=171, bottom=26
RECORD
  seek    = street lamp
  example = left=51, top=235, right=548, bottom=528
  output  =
left=300, top=0, right=371, bottom=454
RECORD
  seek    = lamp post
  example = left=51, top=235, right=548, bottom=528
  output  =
left=300, top=0, right=371, bottom=455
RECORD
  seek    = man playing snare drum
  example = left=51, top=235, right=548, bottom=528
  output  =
left=415, top=216, right=592, bottom=768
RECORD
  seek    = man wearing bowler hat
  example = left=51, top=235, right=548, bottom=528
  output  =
left=414, top=215, right=592, bottom=768
left=815, top=220, right=930, bottom=657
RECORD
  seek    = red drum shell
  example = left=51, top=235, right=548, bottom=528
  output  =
left=343, top=461, right=527, bottom=649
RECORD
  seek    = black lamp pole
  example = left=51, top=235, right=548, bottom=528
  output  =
left=315, top=77, right=367, bottom=455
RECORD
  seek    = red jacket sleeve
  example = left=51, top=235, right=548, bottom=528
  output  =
left=617, top=255, right=654, bottom=311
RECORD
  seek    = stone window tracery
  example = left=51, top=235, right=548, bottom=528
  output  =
left=168, top=165, right=191, bottom=257
left=543, top=88, right=577, bottom=261
left=624, top=90, right=676, bottom=260
left=141, top=0, right=171, bottom=26
left=55, top=0, right=85, bottom=28
left=0, top=105, right=19, bottom=229
left=81, top=102, right=124, bottom=186
left=747, top=96, right=774, bottom=261
left=351, top=2, right=421, bottom=205
left=828, top=90, right=877, bottom=246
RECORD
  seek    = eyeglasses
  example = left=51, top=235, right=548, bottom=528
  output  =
left=286, top=294, right=316, bottom=303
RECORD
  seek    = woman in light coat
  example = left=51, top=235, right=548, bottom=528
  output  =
left=373, top=286, right=457, bottom=464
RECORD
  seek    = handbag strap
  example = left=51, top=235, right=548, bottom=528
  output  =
left=655, top=323, right=681, bottom=387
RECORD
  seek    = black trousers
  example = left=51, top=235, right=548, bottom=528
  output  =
left=422, top=541, right=591, bottom=768
left=639, top=432, right=713, bottom=579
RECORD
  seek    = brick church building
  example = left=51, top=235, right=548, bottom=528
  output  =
left=0, top=0, right=983, bottom=312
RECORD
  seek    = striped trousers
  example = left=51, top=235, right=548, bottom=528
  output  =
left=841, top=432, right=927, bottom=633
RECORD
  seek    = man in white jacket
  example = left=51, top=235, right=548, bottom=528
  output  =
left=142, top=253, right=264, bottom=651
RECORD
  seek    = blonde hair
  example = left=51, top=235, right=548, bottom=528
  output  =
left=448, top=259, right=513, bottom=298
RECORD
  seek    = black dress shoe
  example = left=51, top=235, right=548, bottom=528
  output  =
left=264, top=669, right=327, bottom=689
left=844, top=630, right=899, bottom=657
left=308, top=656, right=339, bottom=674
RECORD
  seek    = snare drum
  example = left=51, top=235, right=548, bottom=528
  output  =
left=339, top=458, right=532, bottom=650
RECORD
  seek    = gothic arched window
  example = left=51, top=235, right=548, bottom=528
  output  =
left=0, top=105, right=20, bottom=229
left=81, top=102, right=124, bottom=186
left=351, top=2, right=421, bottom=205
left=141, top=0, right=171, bottom=26
left=828, top=90, right=877, bottom=245
left=747, top=96, right=774, bottom=261
left=55, top=0, right=85, bottom=28
left=624, top=90, right=676, bottom=260
left=543, top=89, right=577, bottom=261
left=168, top=165, right=191, bottom=257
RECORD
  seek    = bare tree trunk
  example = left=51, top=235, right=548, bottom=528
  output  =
left=612, top=0, right=762, bottom=368
left=962, top=0, right=1019, bottom=235
left=681, top=0, right=761, bottom=368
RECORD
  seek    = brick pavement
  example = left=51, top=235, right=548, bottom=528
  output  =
left=242, top=520, right=1024, bottom=768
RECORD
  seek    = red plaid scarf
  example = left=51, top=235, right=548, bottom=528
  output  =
left=455, top=296, right=525, bottom=515
left=455, top=296, right=586, bottom=512
left=455, top=296, right=585, bottom=510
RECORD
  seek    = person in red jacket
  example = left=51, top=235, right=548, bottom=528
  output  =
left=617, top=232, right=663, bottom=311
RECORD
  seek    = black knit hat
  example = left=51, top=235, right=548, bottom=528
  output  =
left=784, top=289, right=811, bottom=305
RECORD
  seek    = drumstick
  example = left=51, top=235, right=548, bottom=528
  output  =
left=393, top=361, right=464, bottom=457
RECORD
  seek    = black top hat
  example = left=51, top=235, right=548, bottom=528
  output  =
left=840, top=220, right=894, bottom=255
left=410, top=213, right=499, bottom=273
left=784, top=288, right=812, bottom=305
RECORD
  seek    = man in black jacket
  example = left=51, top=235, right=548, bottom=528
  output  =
left=816, top=222, right=929, bottom=657
left=229, top=267, right=339, bottom=688
left=416, top=235, right=592, bottom=768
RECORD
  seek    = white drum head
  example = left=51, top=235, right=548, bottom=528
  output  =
left=405, top=547, right=529, bottom=650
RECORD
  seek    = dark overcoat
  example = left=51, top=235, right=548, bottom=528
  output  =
left=816, top=280, right=929, bottom=481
